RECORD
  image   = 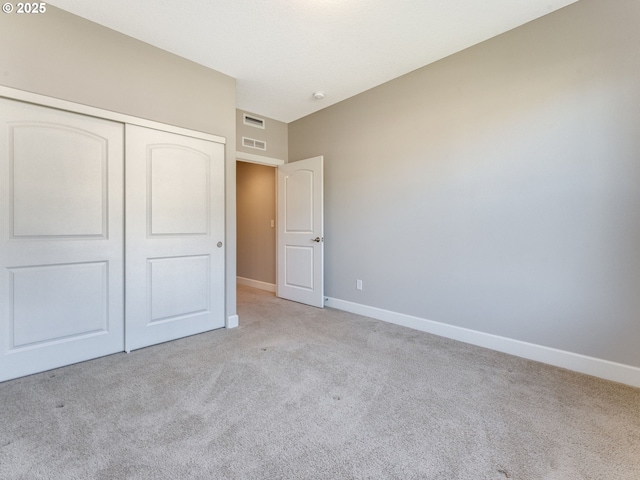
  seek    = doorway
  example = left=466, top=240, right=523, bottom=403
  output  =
left=236, top=161, right=277, bottom=292
left=236, top=156, right=325, bottom=308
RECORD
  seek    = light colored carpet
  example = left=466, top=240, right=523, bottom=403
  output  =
left=1, top=284, right=639, bottom=479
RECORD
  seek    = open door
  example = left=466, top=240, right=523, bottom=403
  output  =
left=277, top=156, right=324, bottom=308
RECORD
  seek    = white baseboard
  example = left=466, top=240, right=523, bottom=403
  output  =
left=325, top=297, right=640, bottom=389
left=226, top=314, right=239, bottom=329
left=237, top=276, right=276, bottom=293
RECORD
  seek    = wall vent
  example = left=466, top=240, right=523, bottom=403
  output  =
left=242, top=137, right=267, bottom=151
left=243, top=113, right=265, bottom=129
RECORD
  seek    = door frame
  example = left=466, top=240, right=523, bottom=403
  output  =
left=235, top=154, right=282, bottom=293
left=0, top=86, right=225, bottom=144
left=235, top=154, right=325, bottom=307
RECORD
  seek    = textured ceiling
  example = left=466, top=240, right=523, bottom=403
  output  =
left=49, top=0, right=578, bottom=123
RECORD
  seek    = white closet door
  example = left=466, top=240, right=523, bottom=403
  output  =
left=125, top=125, right=225, bottom=351
left=0, top=98, right=124, bottom=383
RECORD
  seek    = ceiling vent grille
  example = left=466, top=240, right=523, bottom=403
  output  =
left=243, top=113, right=265, bottom=129
left=242, top=137, right=267, bottom=151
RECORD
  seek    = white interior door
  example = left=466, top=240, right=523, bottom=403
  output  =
left=125, top=125, right=225, bottom=351
left=0, top=98, right=124, bottom=382
left=277, top=156, right=324, bottom=307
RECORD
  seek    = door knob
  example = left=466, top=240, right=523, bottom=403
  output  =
left=311, top=237, right=321, bottom=243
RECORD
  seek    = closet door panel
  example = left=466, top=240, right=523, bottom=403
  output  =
left=125, top=125, right=225, bottom=351
left=0, top=98, right=124, bottom=383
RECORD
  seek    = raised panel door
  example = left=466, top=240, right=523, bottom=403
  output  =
left=0, top=98, right=124, bottom=382
left=125, top=125, right=225, bottom=351
left=277, top=156, right=324, bottom=308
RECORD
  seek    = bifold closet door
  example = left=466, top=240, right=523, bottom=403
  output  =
left=125, top=125, right=225, bottom=351
left=0, top=98, right=124, bottom=383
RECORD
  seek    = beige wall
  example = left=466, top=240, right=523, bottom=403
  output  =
left=236, top=109, right=288, bottom=161
left=0, top=6, right=238, bottom=321
left=237, top=162, right=276, bottom=284
left=289, top=0, right=640, bottom=368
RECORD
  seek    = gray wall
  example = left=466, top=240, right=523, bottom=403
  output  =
left=237, top=109, right=288, bottom=161
left=237, top=162, right=276, bottom=284
left=0, top=6, right=238, bottom=321
left=289, top=0, right=640, bottom=368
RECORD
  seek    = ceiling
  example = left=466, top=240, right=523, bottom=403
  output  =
left=49, top=0, right=578, bottom=123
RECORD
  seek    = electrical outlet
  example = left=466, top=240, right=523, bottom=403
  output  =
left=356, top=279, right=363, bottom=291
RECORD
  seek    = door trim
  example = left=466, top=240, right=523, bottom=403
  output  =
left=0, top=86, right=225, bottom=144
left=236, top=151, right=284, bottom=166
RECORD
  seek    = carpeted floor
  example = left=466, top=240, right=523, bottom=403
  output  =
left=1, top=284, right=639, bottom=479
